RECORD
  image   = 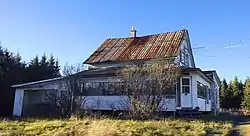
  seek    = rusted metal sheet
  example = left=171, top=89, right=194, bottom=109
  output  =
left=99, top=39, right=120, bottom=62
left=118, top=38, right=140, bottom=60
left=85, top=39, right=111, bottom=63
left=92, top=39, right=115, bottom=63
left=146, top=33, right=164, bottom=59
left=108, top=38, right=126, bottom=60
left=84, top=30, right=186, bottom=64
left=143, top=35, right=158, bottom=59
left=111, top=38, right=132, bottom=61
left=99, top=39, right=121, bottom=62
left=165, top=32, right=177, bottom=57
left=130, top=37, right=148, bottom=60
left=129, top=37, right=145, bottom=60
left=136, top=35, right=155, bottom=59
left=156, top=32, right=174, bottom=58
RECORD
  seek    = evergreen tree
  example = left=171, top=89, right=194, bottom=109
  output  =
left=0, top=44, right=61, bottom=116
left=232, top=76, right=239, bottom=96
left=242, top=79, right=250, bottom=109
left=26, top=56, right=40, bottom=82
left=244, top=77, right=250, bottom=88
left=39, top=54, right=49, bottom=79
left=231, top=76, right=242, bottom=108
left=0, top=47, right=27, bottom=116
left=220, top=78, right=228, bottom=108
left=48, top=55, right=61, bottom=78
left=226, top=81, right=234, bottom=108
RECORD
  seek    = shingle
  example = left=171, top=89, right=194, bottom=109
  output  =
left=84, top=29, right=186, bottom=64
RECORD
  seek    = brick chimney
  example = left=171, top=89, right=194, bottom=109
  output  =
left=130, top=25, right=137, bottom=37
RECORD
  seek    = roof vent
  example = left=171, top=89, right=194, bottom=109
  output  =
left=130, top=25, right=137, bottom=37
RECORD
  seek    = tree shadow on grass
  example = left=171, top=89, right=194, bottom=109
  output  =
left=199, top=112, right=250, bottom=136
left=202, top=112, right=250, bottom=124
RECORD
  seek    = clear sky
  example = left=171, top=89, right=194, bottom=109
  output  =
left=0, top=0, right=250, bottom=81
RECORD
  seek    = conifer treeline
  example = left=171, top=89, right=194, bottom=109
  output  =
left=0, top=46, right=61, bottom=116
left=220, top=77, right=250, bottom=109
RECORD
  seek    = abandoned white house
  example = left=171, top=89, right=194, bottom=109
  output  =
left=12, top=28, right=220, bottom=117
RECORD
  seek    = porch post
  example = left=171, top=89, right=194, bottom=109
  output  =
left=176, top=78, right=181, bottom=107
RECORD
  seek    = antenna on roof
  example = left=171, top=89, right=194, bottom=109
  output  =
left=180, top=25, right=187, bottom=30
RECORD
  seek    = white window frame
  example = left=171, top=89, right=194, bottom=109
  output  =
left=181, top=77, right=191, bottom=94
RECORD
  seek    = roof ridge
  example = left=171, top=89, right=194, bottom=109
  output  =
left=106, top=29, right=187, bottom=40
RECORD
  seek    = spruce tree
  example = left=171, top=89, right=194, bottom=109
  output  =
left=226, top=81, right=234, bottom=108
left=220, top=78, right=228, bottom=108
left=48, top=55, right=61, bottom=78
left=232, top=76, right=239, bottom=96
left=242, top=80, right=250, bottom=110
left=231, top=76, right=242, bottom=108
left=0, top=44, right=62, bottom=116
left=0, top=46, right=27, bottom=116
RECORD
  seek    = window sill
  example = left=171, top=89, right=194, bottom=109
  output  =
left=198, top=96, right=206, bottom=99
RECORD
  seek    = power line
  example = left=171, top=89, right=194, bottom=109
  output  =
left=192, top=38, right=250, bottom=51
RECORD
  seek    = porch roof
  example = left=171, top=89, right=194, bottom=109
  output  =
left=181, top=67, right=214, bottom=83
left=203, top=70, right=220, bottom=85
left=12, top=66, right=214, bottom=88
left=11, top=67, right=122, bottom=88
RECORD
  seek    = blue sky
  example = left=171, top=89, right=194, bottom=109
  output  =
left=0, top=0, right=250, bottom=81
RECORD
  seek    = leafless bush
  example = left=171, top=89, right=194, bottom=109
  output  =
left=115, top=58, right=180, bottom=119
left=45, top=63, right=87, bottom=117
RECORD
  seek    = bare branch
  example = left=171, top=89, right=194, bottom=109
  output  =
left=115, top=58, right=180, bottom=119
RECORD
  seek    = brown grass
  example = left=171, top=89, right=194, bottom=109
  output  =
left=239, top=124, right=250, bottom=136
left=0, top=117, right=232, bottom=136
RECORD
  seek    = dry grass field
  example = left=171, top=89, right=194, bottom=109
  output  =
left=0, top=117, right=232, bottom=136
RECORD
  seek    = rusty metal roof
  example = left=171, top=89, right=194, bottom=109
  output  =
left=84, top=29, right=186, bottom=64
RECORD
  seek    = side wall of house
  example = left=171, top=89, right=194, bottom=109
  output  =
left=13, top=81, right=60, bottom=117
left=80, top=96, right=176, bottom=111
left=189, top=73, right=198, bottom=109
left=196, top=74, right=211, bottom=111
left=211, top=73, right=220, bottom=112
left=79, top=77, right=177, bottom=111
left=184, top=72, right=211, bottom=111
left=13, top=76, right=178, bottom=117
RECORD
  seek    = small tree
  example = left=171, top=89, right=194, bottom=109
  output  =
left=115, top=59, right=180, bottom=119
left=242, top=80, right=250, bottom=110
left=46, top=63, right=86, bottom=117
left=219, top=78, right=228, bottom=108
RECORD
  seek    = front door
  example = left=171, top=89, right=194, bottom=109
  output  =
left=180, top=77, right=192, bottom=108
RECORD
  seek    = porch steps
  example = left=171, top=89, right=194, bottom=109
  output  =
left=176, top=108, right=203, bottom=117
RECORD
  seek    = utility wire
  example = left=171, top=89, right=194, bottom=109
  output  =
left=192, top=38, right=250, bottom=51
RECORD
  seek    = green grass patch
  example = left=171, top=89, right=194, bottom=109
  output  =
left=0, top=117, right=232, bottom=136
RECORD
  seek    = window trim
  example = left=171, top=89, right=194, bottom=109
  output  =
left=197, top=81, right=211, bottom=103
left=181, top=77, right=191, bottom=94
left=197, top=81, right=206, bottom=99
